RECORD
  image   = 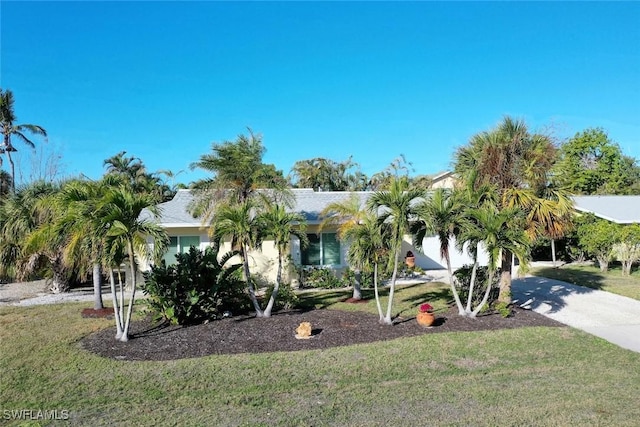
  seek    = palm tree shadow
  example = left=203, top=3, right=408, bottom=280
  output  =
left=512, top=273, right=602, bottom=314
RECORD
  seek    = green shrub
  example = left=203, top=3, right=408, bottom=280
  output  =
left=453, top=264, right=500, bottom=308
left=340, top=268, right=375, bottom=289
left=264, top=282, right=299, bottom=311
left=298, top=267, right=342, bottom=289
left=142, top=246, right=250, bottom=325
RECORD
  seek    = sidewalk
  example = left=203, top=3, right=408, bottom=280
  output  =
left=512, top=276, right=640, bottom=353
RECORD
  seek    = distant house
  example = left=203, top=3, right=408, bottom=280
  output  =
left=572, top=195, right=640, bottom=224
left=429, top=171, right=458, bottom=189
left=139, top=189, right=485, bottom=284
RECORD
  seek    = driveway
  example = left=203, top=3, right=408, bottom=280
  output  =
left=512, top=276, right=640, bottom=353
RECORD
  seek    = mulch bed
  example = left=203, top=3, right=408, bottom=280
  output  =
left=80, top=306, right=563, bottom=361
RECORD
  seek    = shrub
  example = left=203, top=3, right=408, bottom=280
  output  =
left=264, top=282, right=299, bottom=311
left=453, top=265, right=500, bottom=308
left=340, top=268, right=375, bottom=289
left=298, top=266, right=342, bottom=289
left=142, top=246, right=250, bottom=325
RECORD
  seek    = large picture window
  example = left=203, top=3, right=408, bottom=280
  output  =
left=162, top=236, right=200, bottom=265
left=301, top=233, right=340, bottom=266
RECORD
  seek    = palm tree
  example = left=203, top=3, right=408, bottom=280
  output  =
left=320, top=193, right=368, bottom=300
left=457, top=205, right=530, bottom=317
left=0, top=89, right=47, bottom=193
left=367, top=176, right=424, bottom=325
left=100, top=187, right=168, bottom=341
left=343, top=212, right=391, bottom=322
left=210, top=200, right=264, bottom=316
left=454, top=116, right=560, bottom=303
left=0, top=181, right=70, bottom=292
left=412, top=188, right=466, bottom=315
left=258, top=204, right=308, bottom=317
left=0, top=170, right=12, bottom=197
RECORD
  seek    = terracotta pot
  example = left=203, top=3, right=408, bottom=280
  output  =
left=405, top=256, right=416, bottom=268
left=416, top=311, right=435, bottom=328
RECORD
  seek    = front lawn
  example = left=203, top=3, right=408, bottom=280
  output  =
left=531, top=264, right=640, bottom=301
left=1, top=283, right=639, bottom=426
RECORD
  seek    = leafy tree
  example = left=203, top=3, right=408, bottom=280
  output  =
left=0, top=89, right=47, bottom=193
left=612, top=224, right=640, bottom=276
left=367, top=176, right=424, bottom=325
left=575, top=214, right=619, bottom=272
left=258, top=203, right=308, bottom=317
left=0, top=170, right=12, bottom=198
left=552, top=128, right=640, bottom=195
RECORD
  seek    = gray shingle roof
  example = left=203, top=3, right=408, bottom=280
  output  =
left=572, top=195, right=640, bottom=224
left=141, top=189, right=376, bottom=226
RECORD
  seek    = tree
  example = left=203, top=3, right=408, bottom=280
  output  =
left=290, top=156, right=366, bottom=191
left=258, top=203, right=308, bottom=317
left=412, top=188, right=467, bottom=314
left=552, top=128, right=640, bottom=195
left=0, top=181, right=70, bottom=292
left=104, top=151, right=173, bottom=202
left=0, top=170, right=12, bottom=198
left=210, top=200, right=264, bottom=316
left=612, top=224, right=640, bottom=276
left=367, top=176, right=424, bottom=325
left=320, top=193, right=369, bottom=300
left=454, top=116, right=561, bottom=304
left=575, top=214, right=619, bottom=272
left=0, top=89, right=47, bottom=193
left=342, top=212, right=392, bottom=322
left=101, top=187, right=168, bottom=341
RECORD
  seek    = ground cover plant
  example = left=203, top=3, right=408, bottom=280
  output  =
left=2, top=282, right=640, bottom=426
left=531, top=264, right=640, bottom=301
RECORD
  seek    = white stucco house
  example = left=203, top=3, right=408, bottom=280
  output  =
left=139, top=188, right=486, bottom=283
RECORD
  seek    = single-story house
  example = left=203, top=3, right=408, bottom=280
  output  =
left=139, top=189, right=487, bottom=284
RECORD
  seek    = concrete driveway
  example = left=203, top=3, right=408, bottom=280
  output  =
left=512, top=276, right=640, bottom=353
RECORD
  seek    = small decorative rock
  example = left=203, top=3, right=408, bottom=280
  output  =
left=295, top=321, right=312, bottom=339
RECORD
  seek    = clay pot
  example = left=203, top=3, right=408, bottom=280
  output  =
left=416, top=311, right=435, bottom=328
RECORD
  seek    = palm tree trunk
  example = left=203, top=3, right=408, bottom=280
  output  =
left=465, top=260, right=479, bottom=314
left=446, top=254, right=465, bottom=315
left=352, top=268, right=362, bottom=300
left=498, top=250, right=513, bottom=304
left=6, top=149, right=15, bottom=193
left=373, top=263, right=384, bottom=322
left=117, top=269, right=124, bottom=322
left=242, top=244, right=263, bottom=317
left=120, top=243, right=137, bottom=342
left=263, top=253, right=282, bottom=317
left=49, top=257, right=69, bottom=293
left=109, top=268, right=123, bottom=339
left=93, top=263, right=104, bottom=310
left=551, top=239, right=557, bottom=268
left=382, top=249, right=399, bottom=325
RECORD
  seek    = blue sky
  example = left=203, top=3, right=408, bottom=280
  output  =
left=2, top=1, right=639, bottom=186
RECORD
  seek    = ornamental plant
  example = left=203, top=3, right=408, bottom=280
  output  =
left=418, top=303, right=433, bottom=313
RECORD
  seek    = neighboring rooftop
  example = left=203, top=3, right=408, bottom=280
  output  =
left=572, top=195, right=640, bottom=224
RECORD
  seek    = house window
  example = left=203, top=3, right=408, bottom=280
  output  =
left=301, top=233, right=341, bottom=266
left=163, top=236, right=201, bottom=265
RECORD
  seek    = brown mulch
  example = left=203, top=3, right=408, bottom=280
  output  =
left=80, top=306, right=563, bottom=361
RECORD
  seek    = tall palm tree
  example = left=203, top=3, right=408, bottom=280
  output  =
left=454, top=116, right=560, bottom=303
left=0, top=89, right=47, bottom=193
left=367, top=176, right=424, bottom=325
left=210, top=200, right=264, bottom=316
left=320, top=193, right=368, bottom=300
left=412, top=188, right=466, bottom=314
left=101, top=187, right=168, bottom=341
left=258, top=204, right=308, bottom=317
left=457, top=205, right=530, bottom=317
left=343, top=212, right=391, bottom=322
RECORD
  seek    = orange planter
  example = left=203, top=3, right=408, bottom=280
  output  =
left=416, top=311, right=435, bottom=328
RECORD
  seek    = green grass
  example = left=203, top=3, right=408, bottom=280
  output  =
left=531, top=264, right=640, bottom=301
left=1, top=285, right=640, bottom=426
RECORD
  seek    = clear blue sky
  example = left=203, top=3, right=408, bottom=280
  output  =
left=2, top=1, right=639, bottom=186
